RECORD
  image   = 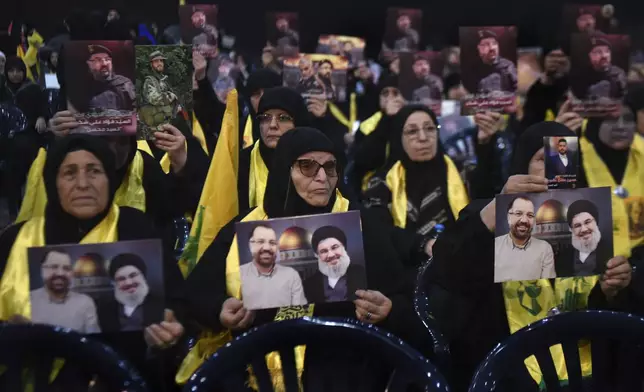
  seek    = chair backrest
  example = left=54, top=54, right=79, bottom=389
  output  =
left=413, top=258, right=450, bottom=370
left=183, top=317, right=450, bottom=392
left=468, top=310, right=644, bottom=392
left=0, top=323, right=147, bottom=392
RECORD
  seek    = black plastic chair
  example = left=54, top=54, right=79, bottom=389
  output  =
left=0, top=323, right=147, bottom=392
left=182, top=317, right=450, bottom=392
left=413, top=258, right=450, bottom=370
left=468, top=310, right=644, bottom=392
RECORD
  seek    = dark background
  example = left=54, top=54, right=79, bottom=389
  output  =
left=4, top=0, right=644, bottom=60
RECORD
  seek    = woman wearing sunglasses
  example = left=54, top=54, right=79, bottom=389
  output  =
left=185, top=127, right=429, bottom=389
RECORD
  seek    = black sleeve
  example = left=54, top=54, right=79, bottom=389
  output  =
left=194, top=77, right=226, bottom=146
left=468, top=131, right=504, bottom=199
left=184, top=215, right=244, bottom=331
left=519, top=78, right=568, bottom=134
left=429, top=199, right=495, bottom=294
left=353, top=116, right=392, bottom=176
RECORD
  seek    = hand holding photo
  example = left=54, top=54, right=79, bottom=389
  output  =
left=28, top=240, right=164, bottom=334
left=235, top=211, right=366, bottom=310
left=460, top=26, right=518, bottom=115
left=544, top=136, right=579, bottom=189
left=64, top=41, right=136, bottom=135
left=494, top=188, right=613, bottom=283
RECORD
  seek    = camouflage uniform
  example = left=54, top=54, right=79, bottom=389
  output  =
left=88, top=75, right=135, bottom=111
left=140, top=73, right=178, bottom=127
left=478, top=58, right=518, bottom=94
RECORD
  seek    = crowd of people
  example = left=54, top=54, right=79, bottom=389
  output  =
left=0, top=4, right=643, bottom=392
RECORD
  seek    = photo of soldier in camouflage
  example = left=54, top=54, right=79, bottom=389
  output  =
left=64, top=41, right=136, bottom=135
left=135, top=45, right=193, bottom=140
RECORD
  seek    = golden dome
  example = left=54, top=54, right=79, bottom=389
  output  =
left=279, top=227, right=311, bottom=251
left=536, top=199, right=567, bottom=224
left=73, top=254, right=105, bottom=277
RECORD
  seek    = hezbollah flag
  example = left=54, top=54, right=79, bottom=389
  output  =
left=178, top=90, right=240, bottom=277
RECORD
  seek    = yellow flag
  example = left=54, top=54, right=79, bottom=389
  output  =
left=179, top=0, right=185, bottom=5
left=178, top=90, right=240, bottom=277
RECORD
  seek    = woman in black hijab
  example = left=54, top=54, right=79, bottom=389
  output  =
left=427, top=121, right=636, bottom=392
left=185, top=127, right=430, bottom=388
left=0, top=134, right=186, bottom=392
left=237, top=86, right=311, bottom=211
left=363, top=105, right=469, bottom=264
left=2, top=56, right=49, bottom=220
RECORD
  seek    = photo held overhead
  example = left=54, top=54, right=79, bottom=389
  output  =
left=266, top=12, right=300, bottom=58
left=317, top=35, right=365, bottom=67
left=398, top=51, right=444, bottom=115
left=460, top=26, right=518, bottom=115
left=283, top=53, right=349, bottom=102
left=64, top=41, right=136, bottom=136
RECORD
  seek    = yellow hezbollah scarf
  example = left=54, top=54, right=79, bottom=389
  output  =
left=328, top=93, right=357, bottom=133
left=1, top=205, right=120, bottom=319
left=579, top=134, right=644, bottom=257
left=243, top=115, right=254, bottom=149
left=385, top=157, right=469, bottom=228
left=17, top=149, right=146, bottom=222
left=248, top=141, right=269, bottom=208
left=502, top=276, right=599, bottom=386
left=176, top=192, right=350, bottom=391
left=16, top=31, right=43, bottom=82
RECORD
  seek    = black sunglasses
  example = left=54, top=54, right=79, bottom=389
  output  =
left=293, top=159, right=338, bottom=178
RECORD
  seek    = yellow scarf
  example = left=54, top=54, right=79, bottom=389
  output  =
left=1, top=204, right=120, bottom=319
left=359, top=112, right=382, bottom=136
left=16, top=31, right=43, bottom=82
left=17, top=149, right=146, bottom=223
left=384, top=157, right=469, bottom=228
left=579, top=135, right=644, bottom=257
left=248, top=142, right=269, bottom=208
left=502, top=277, right=598, bottom=385
left=328, top=94, right=357, bottom=133
left=243, top=115, right=254, bottom=149
left=176, top=192, right=350, bottom=390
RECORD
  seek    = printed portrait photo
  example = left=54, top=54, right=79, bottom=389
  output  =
left=399, top=51, right=444, bottom=115
left=561, top=4, right=608, bottom=35
left=235, top=211, right=366, bottom=310
left=28, top=240, right=164, bottom=334
left=570, top=34, right=630, bottom=116
left=544, top=136, right=579, bottom=189
left=266, top=12, right=300, bottom=58
left=438, top=113, right=477, bottom=171
left=494, top=187, right=614, bottom=283
left=316, top=35, right=366, bottom=67
left=135, top=45, right=193, bottom=140
left=179, top=4, right=219, bottom=59
left=381, top=8, right=422, bottom=60
left=460, top=26, right=518, bottom=115
left=64, top=41, right=136, bottom=135
left=283, top=54, right=349, bottom=102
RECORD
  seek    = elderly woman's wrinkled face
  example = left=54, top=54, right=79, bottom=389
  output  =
left=56, top=150, right=109, bottom=219
left=291, top=151, right=338, bottom=207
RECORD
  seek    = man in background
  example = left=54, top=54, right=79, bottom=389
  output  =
left=30, top=249, right=101, bottom=334
left=411, top=54, right=444, bottom=106
left=240, top=224, right=307, bottom=309
left=305, top=226, right=366, bottom=303
left=494, top=196, right=556, bottom=282
left=317, top=59, right=336, bottom=101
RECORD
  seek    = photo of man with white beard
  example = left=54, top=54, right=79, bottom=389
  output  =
left=98, top=253, right=163, bottom=332
left=558, top=199, right=612, bottom=277
left=305, top=226, right=367, bottom=303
